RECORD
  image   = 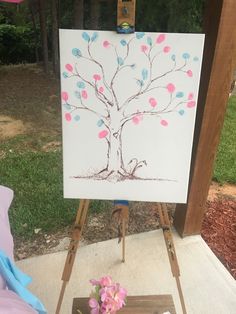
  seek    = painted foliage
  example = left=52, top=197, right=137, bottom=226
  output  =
left=60, top=30, right=204, bottom=202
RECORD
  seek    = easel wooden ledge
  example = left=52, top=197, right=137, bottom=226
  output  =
left=56, top=1, right=186, bottom=313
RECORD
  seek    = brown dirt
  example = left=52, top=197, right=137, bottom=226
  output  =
left=0, top=115, right=29, bottom=139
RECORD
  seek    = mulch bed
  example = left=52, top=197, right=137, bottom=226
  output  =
left=201, top=199, right=236, bottom=279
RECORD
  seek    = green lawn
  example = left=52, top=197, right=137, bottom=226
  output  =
left=213, top=96, right=236, bottom=184
left=0, top=96, right=235, bottom=239
left=0, top=145, right=109, bottom=238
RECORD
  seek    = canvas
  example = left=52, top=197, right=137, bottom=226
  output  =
left=59, top=29, right=204, bottom=203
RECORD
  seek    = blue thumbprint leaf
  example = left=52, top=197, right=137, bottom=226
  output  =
left=91, top=32, right=98, bottom=42
left=82, top=32, right=90, bottom=42
left=62, top=72, right=68, bottom=78
left=74, top=115, right=80, bottom=121
left=117, top=57, right=124, bottom=66
left=120, top=39, right=127, bottom=46
left=74, top=91, right=81, bottom=99
left=171, top=54, right=176, bottom=61
left=97, top=119, right=104, bottom=127
left=176, top=91, right=184, bottom=98
left=179, top=109, right=185, bottom=116
left=77, top=81, right=85, bottom=89
left=64, top=104, right=71, bottom=110
left=72, top=48, right=81, bottom=57
left=193, top=56, right=199, bottom=61
left=182, top=52, right=190, bottom=59
left=136, top=32, right=145, bottom=39
left=142, top=68, right=148, bottom=80
left=147, top=37, right=152, bottom=46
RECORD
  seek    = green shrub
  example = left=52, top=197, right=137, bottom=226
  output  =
left=0, top=24, right=37, bottom=64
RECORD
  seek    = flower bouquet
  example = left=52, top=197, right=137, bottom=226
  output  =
left=88, top=276, right=127, bottom=314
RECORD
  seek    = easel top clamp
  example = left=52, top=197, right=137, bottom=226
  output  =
left=117, top=0, right=136, bottom=34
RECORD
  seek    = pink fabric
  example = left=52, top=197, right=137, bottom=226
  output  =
left=0, top=0, right=24, bottom=3
left=0, top=290, right=37, bottom=314
left=0, top=186, right=14, bottom=289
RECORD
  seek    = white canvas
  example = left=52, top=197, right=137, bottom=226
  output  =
left=59, top=29, right=204, bottom=203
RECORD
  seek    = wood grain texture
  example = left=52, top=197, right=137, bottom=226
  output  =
left=72, top=295, right=176, bottom=314
left=174, top=0, right=236, bottom=236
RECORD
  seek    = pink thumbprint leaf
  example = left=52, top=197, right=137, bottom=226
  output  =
left=132, top=114, right=143, bottom=125
left=103, top=40, right=110, bottom=48
left=98, top=130, right=108, bottom=139
left=156, top=34, right=165, bottom=44
left=93, top=74, right=101, bottom=81
left=65, top=64, right=73, bottom=72
left=141, top=45, right=148, bottom=53
left=163, top=46, right=171, bottom=53
left=166, top=83, right=175, bottom=93
left=82, top=90, right=88, bottom=99
left=61, top=92, right=68, bottom=101
left=160, top=119, right=168, bottom=126
left=99, top=86, right=104, bottom=93
left=187, top=70, right=193, bottom=77
left=65, top=113, right=72, bottom=121
left=188, top=92, right=194, bottom=100
left=149, top=97, right=157, bottom=107
left=187, top=101, right=196, bottom=108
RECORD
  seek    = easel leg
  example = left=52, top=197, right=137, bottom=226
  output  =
left=56, top=199, right=90, bottom=314
left=122, top=218, right=126, bottom=263
left=156, top=203, right=187, bottom=314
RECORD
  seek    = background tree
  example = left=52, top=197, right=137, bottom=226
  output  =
left=38, top=0, right=49, bottom=73
left=51, top=0, right=59, bottom=74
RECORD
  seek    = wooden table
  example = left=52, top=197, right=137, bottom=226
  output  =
left=72, top=295, right=176, bottom=313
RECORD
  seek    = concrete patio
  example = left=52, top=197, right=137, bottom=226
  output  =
left=17, top=230, right=236, bottom=314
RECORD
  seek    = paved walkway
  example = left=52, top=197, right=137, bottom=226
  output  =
left=17, top=230, right=236, bottom=314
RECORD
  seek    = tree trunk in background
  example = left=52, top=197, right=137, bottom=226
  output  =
left=51, top=0, right=59, bottom=75
left=74, top=0, right=84, bottom=29
left=29, top=0, right=40, bottom=63
left=38, top=0, right=49, bottom=73
left=90, top=0, right=100, bottom=29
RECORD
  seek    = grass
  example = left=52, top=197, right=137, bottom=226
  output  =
left=0, top=143, right=109, bottom=239
left=213, top=96, right=236, bottom=184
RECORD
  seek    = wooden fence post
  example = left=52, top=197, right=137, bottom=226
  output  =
left=174, top=0, right=236, bottom=236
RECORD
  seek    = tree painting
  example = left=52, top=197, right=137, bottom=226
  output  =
left=60, top=30, right=204, bottom=202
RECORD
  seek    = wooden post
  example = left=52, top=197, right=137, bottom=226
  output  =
left=174, top=0, right=236, bottom=236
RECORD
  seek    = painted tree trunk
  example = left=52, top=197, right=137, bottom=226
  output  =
left=107, top=132, right=123, bottom=173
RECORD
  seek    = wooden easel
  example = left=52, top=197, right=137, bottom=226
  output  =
left=56, top=1, right=186, bottom=313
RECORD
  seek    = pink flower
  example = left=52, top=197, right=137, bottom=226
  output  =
left=98, top=130, right=108, bottom=139
left=89, top=277, right=127, bottom=314
left=141, top=45, right=148, bottom=53
left=188, top=92, right=194, bottom=100
left=103, top=40, right=110, bottom=48
left=187, top=100, right=196, bottom=108
left=99, top=276, right=113, bottom=287
left=89, top=298, right=100, bottom=314
left=61, top=91, right=68, bottom=101
left=161, top=119, right=168, bottom=126
left=149, top=97, right=157, bottom=107
left=156, top=34, right=165, bottom=44
left=163, top=46, right=171, bottom=53
left=65, top=113, right=71, bottom=122
left=187, top=70, right=193, bottom=77
left=99, top=86, right=104, bottom=93
left=82, top=90, right=88, bottom=99
left=65, top=63, right=73, bottom=72
left=166, top=83, right=175, bottom=93
left=93, top=74, right=101, bottom=81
